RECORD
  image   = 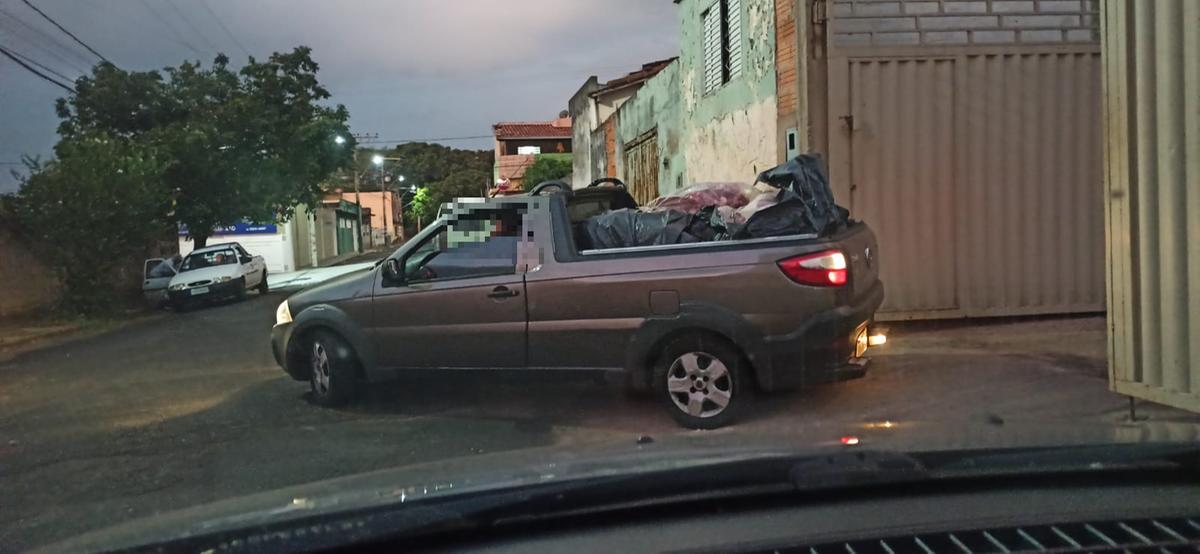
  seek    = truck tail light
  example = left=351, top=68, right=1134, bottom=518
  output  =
left=778, top=250, right=848, bottom=287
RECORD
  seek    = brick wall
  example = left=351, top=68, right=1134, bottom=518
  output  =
left=776, top=0, right=799, bottom=120
left=603, top=118, right=618, bottom=177
left=830, top=0, right=1099, bottom=47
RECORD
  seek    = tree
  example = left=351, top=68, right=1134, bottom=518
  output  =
left=11, top=135, right=172, bottom=314
left=56, top=48, right=353, bottom=248
left=407, top=169, right=490, bottom=226
left=521, top=155, right=572, bottom=190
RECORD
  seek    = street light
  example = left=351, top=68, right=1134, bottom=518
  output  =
left=372, top=154, right=385, bottom=166
left=334, top=135, right=346, bottom=145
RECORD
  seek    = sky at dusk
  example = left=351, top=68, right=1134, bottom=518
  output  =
left=0, top=0, right=680, bottom=192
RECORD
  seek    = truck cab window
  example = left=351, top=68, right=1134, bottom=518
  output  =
left=404, top=210, right=523, bottom=283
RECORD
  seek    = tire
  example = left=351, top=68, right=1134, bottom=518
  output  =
left=652, top=334, right=750, bottom=430
left=306, top=330, right=358, bottom=408
left=257, top=269, right=269, bottom=294
left=233, top=277, right=247, bottom=301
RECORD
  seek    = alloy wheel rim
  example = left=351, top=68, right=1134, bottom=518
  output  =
left=312, top=342, right=331, bottom=394
left=666, top=351, right=732, bottom=418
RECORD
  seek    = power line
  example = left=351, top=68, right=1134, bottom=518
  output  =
left=137, top=0, right=204, bottom=58
left=360, top=135, right=494, bottom=145
left=6, top=46, right=75, bottom=82
left=197, top=0, right=249, bottom=58
left=164, top=0, right=220, bottom=54
left=18, top=0, right=110, bottom=64
left=0, top=45, right=73, bottom=91
left=0, top=8, right=92, bottom=72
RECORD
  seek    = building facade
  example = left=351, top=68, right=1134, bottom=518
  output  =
left=340, top=190, right=399, bottom=245
left=569, top=58, right=676, bottom=193
left=492, top=116, right=573, bottom=193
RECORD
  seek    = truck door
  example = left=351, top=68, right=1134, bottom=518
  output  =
left=371, top=208, right=527, bottom=369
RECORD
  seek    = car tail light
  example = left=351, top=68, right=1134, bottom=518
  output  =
left=778, top=250, right=848, bottom=287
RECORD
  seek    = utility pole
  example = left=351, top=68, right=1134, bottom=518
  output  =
left=349, top=133, right=377, bottom=252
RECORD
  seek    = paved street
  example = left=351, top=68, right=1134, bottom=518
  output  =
left=1, top=296, right=1197, bottom=551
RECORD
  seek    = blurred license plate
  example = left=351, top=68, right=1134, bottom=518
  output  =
left=190, top=287, right=210, bottom=295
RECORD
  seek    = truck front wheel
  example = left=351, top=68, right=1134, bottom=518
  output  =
left=652, top=335, right=749, bottom=429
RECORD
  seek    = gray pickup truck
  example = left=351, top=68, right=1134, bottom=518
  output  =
left=271, top=186, right=883, bottom=428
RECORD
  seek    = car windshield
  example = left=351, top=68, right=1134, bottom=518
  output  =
left=180, top=249, right=238, bottom=271
left=0, top=1, right=1197, bottom=552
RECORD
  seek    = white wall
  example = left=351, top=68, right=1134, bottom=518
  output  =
left=178, top=226, right=297, bottom=274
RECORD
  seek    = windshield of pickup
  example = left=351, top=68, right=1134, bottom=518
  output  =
left=180, top=249, right=238, bottom=272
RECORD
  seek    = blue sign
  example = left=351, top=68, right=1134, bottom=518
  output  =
left=178, top=222, right=279, bottom=236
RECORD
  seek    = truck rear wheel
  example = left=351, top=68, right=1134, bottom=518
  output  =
left=258, top=269, right=269, bottom=294
left=307, top=330, right=357, bottom=408
left=652, top=334, right=749, bottom=429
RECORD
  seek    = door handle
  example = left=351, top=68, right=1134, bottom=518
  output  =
left=488, top=286, right=519, bottom=299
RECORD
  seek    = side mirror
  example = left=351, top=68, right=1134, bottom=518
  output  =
left=239, top=256, right=252, bottom=264
left=382, top=258, right=403, bottom=283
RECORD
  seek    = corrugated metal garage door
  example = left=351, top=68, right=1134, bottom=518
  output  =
left=849, top=58, right=959, bottom=314
left=820, top=0, right=1105, bottom=320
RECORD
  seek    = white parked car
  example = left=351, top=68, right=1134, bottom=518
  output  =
left=167, top=242, right=269, bottom=310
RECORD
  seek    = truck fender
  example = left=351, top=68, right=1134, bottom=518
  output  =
left=290, top=304, right=380, bottom=381
left=623, top=302, right=768, bottom=392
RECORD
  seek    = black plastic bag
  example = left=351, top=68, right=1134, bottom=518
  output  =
left=684, top=205, right=737, bottom=242
left=582, top=209, right=693, bottom=249
left=735, top=154, right=850, bottom=239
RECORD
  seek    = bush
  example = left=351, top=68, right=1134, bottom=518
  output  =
left=10, top=135, right=171, bottom=315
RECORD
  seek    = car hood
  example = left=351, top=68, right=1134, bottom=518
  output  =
left=287, top=264, right=378, bottom=308
left=169, top=265, right=240, bottom=285
left=39, top=419, right=1200, bottom=553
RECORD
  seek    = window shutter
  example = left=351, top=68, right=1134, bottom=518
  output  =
left=702, top=5, right=722, bottom=94
left=725, top=0, right=742, bottom=79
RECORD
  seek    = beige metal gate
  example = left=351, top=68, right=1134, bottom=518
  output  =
left=1103, top=0, right=1200, bottom=412
left=839, top=51, right=1105, bottom=320
left=817, top=0, right=1105, bottom=320
left=623, top=130, right=660, bottom=206
left=849, top=58, right=958, bottom=314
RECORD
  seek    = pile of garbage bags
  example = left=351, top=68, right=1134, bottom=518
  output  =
left=580, top=154, right=851, bottom=250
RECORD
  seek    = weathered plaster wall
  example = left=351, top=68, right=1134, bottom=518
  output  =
left=615, top=0, right=779, bottom=195
left=677, top=0, right=778, bottom=182
left=616, top=60, right=685, bottom=193
left=569, top=77, right=602, bottom=188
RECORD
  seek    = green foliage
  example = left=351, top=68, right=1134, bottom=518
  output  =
left=347, top=142, right=493, bottom=192
left=521, top=155, right=573, bottom=190
left=56, top=48, right=353, bottom=247
left=407, top=169, right=490, bottom=225
left=11, top=135, right=172, bottom=314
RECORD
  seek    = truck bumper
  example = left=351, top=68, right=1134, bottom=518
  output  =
left=756, top=282, right=885, bottom=391
left=271, top=322, right=308, bottom=381
left=167, top=279, right=242, bottom=305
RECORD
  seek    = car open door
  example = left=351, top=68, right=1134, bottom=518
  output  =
left=371, top=208, right=527, bottom=369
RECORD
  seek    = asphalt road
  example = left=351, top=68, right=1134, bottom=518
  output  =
left=1, top=295, right=1196, bottom=551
